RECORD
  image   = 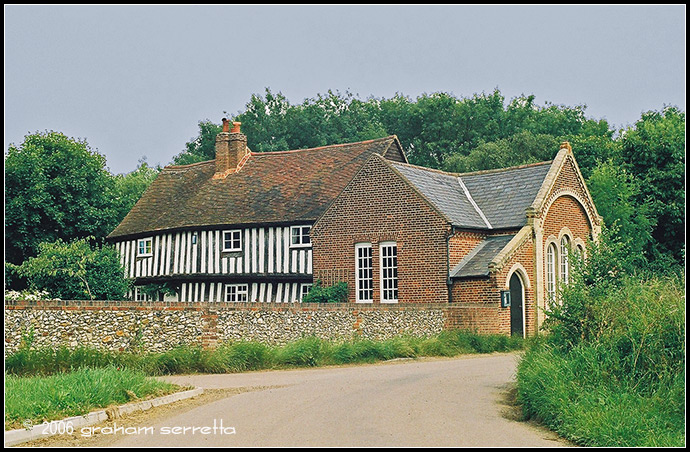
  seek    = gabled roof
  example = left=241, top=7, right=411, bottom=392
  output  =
left=450, top=234, right=516, bottom=278
left=108, top=136, right=405, bottom=239
left=390, top=160, right=553, bottom=230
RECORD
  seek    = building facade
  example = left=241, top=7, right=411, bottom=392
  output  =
left=108, top=121, right=600, bottom=336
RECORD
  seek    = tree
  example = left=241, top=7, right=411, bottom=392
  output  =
left=5, top=131, right=118, bottom=265
left=111, top=159, right=161, bottom=223
left=172, top=120, right=223, bottom=165
left=619, top=106, right=685, bottom=264
left=17, top=238, right=131, bottom=301
left=586, top=160, right=653, bottom=258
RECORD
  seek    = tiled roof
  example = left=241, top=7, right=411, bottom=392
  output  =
left=390, top=161, right=552, bottom=230
left=450, top=234, right=516, bottom=278
left=108, top=136, right=402, bottom=239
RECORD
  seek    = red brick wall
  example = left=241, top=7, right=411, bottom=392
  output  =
left=312, top=156, right=451, bottom=303
left=448, top=230, right=486, bottom=269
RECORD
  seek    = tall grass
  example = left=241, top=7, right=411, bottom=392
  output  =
left=5, top=329, right=524, bottom=378
left=516, top=266, right=685, bottom=446
left=5, top=367, right=179, bottom=430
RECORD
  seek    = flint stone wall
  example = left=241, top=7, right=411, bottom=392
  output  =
left=3, top=300, right=470, bottom=354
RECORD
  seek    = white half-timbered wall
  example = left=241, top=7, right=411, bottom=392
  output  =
left=116, top=225, right=313, bottom=302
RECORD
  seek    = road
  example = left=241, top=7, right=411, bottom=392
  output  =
left=101, top=353, right=569, bottom=447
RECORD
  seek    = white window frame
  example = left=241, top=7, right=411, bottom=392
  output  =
left=137, top=237, right=153, bottom=257
left=355, top=243, right=373, bottom=303
left=379, top=241, right=399, bottom=304
left=290, top=225, right=312, bottom=248
left=134, top=286, right=151, bottom=301
left=225, top=284, right=249, bottom=302
left=546, top=242, right=558, bottom=303
left=300, top=283, right=313, bottom=301
left=560, top=236, right=570, bottom=285
left=222, top=230, right=242, bottom=252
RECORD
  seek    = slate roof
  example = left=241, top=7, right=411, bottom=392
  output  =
left=450, top=234, right=516, bottom=278
left=391, top=161, right=552, bottom=230
left=390, top=164, right=488, bottom=229
left=108, top=136, right=403, bottom=239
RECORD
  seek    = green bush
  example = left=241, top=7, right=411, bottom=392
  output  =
left=516, top=227, right=685, bottom=446
left=301, top=281, right=348, bottom=303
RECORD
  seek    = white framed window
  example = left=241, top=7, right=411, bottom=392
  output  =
left=546, top=242, right=558, bottom=303
left=225, top=284, right=248, bottom=302
left=355, top=243, right=373, bottom=303
left=380, top=241, right=398, bottom=303
left=300, top=283, right=313, bottom=300
left=134, top=286, right=151, bottom=301
left=222, top=230, right=242, bottom=252
left=290, top=225, right=311, bottom=248
left=560, top=236, right=571, bottom=285
left=137, top=238, right=153, bottom=257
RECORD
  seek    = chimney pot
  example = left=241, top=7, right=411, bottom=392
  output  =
left=222, top=118, right=230, bottom=133
left=231, top=122, right=241, bottom=134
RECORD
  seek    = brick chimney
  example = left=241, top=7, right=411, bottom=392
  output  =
left=215, top=118, right=248, bottom=178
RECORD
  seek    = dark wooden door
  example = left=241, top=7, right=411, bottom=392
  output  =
left=509, top=273, right=524, bottom=337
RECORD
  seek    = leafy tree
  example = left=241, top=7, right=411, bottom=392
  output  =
left=17, top=238, right=131, bottom=301
left=443, top=130, right=560, bottom=173
left=5, top=131, right=118, bottom=265
left=586, top=160, right=653, bottom=258
left=619, top=106, right=685, bottom=264
left=110, top=159, right=161, bottom=224
left=172, top=120, right=223, bottom=165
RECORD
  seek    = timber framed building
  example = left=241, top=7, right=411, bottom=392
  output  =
left=107, top=120, right=601, bottom=336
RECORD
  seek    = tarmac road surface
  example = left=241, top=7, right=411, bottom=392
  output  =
left=109, top=353, right=571, bottom=447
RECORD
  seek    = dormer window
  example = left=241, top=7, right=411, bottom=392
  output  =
left=290, top=225, right=311, bottom=248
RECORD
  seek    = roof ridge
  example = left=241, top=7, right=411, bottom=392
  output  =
left=253, top=135, right=397, bottom=156
left=391, top=159, right=553, bottom=178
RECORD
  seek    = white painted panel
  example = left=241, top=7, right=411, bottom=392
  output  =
left=129, top=240, right=136, bottom=278
left=186, top=232, right=192, bottom=274
left=217, top=282, right=223, bottom=302
left=291, top=250, right=298, bottom=273
left=237, top=256, right=243, bottom=274
left=251, top=228, right=257, bottom=273
left=259, top=227, right=265, bottom=273
left=164, top=234, right=172, bottom=275
left=213, top=231, right=222, bottom=273
left=200, top=231, right=207, bottom=273
left=284, top=283, right=291, bottom=303
left=275, top=227, right=282, bottom=275
left=307, top=249, right=313, bottom=274
left=174, top=233, right=181, bottom=274
left=152, top=236, right=159, bottom=276
left=259, top=283, right=266, bottom=303
left=291, top=283, right=298, bottom=303
left=180, top=283, right=187, bottom=302
left=299, top=250, right=306, bottom=274
left=284, top=228, right=291, bottom=273
left=208, top=282, right=214, bottom=303
left=275, top=283, right=283, bottom=304
left=266, top=283, right=273, bottom=303
left=268, top=227, right=274, bottom=273
left=251, top=283, right=258, bottom=302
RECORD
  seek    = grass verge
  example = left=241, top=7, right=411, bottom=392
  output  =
left=5, top=329, right=524, bottom=377
left=4, top=366, right=180, bottom=431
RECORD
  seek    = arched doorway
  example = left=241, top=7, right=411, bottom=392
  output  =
left=509, top=272, right=524, bottom=337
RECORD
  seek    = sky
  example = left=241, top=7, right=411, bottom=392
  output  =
left=4, top=4, right=686, bottom=175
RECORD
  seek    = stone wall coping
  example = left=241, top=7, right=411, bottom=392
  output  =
left=4, top=300, right=491, bottom=311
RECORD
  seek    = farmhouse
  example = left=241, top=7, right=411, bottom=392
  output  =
left=107, top=120, right=601, bottom=336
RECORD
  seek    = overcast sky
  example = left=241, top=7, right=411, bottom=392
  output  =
left=4, top=4, right=686, bottom=175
